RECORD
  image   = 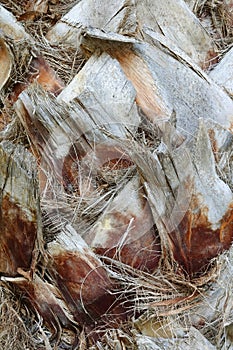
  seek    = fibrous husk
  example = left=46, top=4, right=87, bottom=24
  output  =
left=119, top=120, right=233, bottom=276
left=1, top=1, right=233, bottom=349
left=85, top=174, right=161, bottom=273
left=14, top=46, right=141, bottom=198
left=14, top=77, right=155, bottom=272
left=46, top=223, right=120, bottom=326
left=0, top=140, right=42, bottom=276
left=24, top=0, right=48, bottom=14
left=11, top=55, right=65, bottom=102
left=2, top=273, right=79, bottom=347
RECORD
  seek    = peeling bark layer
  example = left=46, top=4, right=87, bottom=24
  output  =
left=11, top=56, right=65, bottom=102
left=85, top=175, right=161, bottom=273
left=12, top=274, right=79, bottom=344
left=0, top=141, right=41, bottom=276
left=47, top=225, right=118, bottom=324
left=0, top=1, right=233, bottom=348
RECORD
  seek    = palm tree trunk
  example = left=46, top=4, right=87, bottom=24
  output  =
left=0, top=1, right=233, bottom=349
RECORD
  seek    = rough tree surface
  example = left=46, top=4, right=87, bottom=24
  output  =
left=0, top=1, right=233, bottom=349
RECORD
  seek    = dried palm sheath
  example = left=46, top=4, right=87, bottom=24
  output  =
left=0, top=38, right=12, bottom=92
left=14, top=97, right=131, bottom=335
left=46, top=224, right=126, bottom=326
left=14, top=39, right=233, bottom=348
left=0, top=122, right=126, bottom=346
left=0, top=6, right=127, bottom=343
left=46, top=0, right=216, bottom=69
left=80, top=27, right=233, bottom=150
left=15, top=49, right=140, bottom=184
left=136, top=0, right=216, bottom=68
left=125, top=121, right=233, bottom=275
left=0, top=141, right=80, bottom=343
left=0, top=141, right=41, bottom=276
left=209, top=46, right=233, bottom=98
left=14, top=52, right=145, bottom=340
left=15, top=52, right=159, bottom=274
left=0, top=1, right=233, bottom=349
left=11, top=55, right=65, bottom=102
left=84, top=174, right=161, bottom=272
left=0, top=5, right=31, bottom=41
left=46, top=0, right=138, bottom=46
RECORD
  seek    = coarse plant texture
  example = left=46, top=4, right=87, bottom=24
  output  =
left=0, top=287, right=47, bottom=350
left=192, top=0, right=233, bottom=55
left=0, top=0, right=86, bottom=94
left=0, top=1, right=233, bottom=350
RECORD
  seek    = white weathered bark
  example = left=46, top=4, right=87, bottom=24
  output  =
left=46, top=0, right=215, bottom=69
left=136, top=327, right=216, bottom=350
left=80, top=27, right=233, bottom=149
left=46, top=0, right=137, bottom=46
left=136, top=0, right=216, bottom=68
left=0, top=5, right=31, bottom=41
left=58, top=51, right=140, bottom=133
left=1, top=1, right=233, bottom=347
left=123, top=120, right=233, bottom=275
left=209, top=47, right=233, bottom=98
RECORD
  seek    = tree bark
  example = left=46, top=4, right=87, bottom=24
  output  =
left=0, top=1, right=233, bottom=349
